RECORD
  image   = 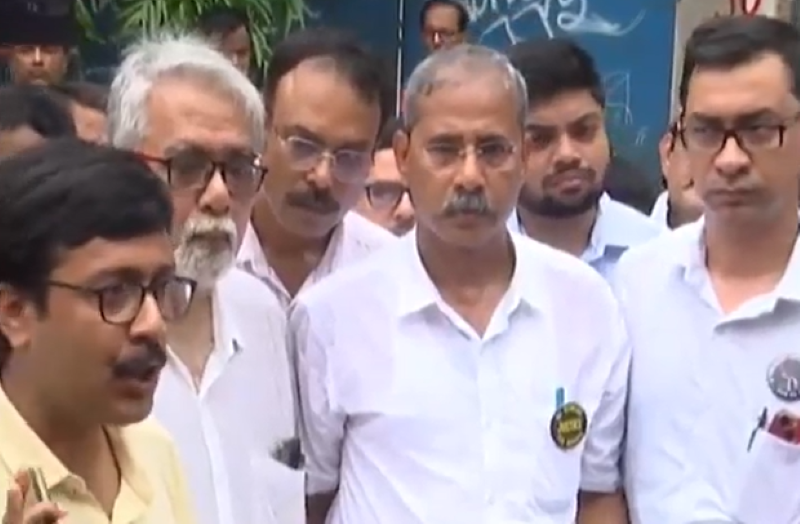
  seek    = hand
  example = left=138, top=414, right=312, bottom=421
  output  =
left=2, top=471, right=66, bottom=524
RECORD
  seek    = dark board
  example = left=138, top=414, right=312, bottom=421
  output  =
left=401, top=0, right=676, bottom=179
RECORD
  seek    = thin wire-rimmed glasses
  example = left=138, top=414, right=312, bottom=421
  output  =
left=365, top=181, right=409, bottom=211
left=276, top=134, right=372, bottom=184
left=138, top=151, right=267, bottom=200
left=47, top=275, right=197, bottom=325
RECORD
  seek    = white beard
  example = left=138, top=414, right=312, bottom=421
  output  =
left=174, top=213, right=238, bottom=290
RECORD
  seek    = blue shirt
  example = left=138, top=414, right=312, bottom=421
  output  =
left=508, top=194, right=665, bottom=281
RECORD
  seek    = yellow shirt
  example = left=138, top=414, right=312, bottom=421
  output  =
left=0, top=386, right=196, bottom=524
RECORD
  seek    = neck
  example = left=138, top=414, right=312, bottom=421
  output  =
left=251, top=194, right=331, bottom=257
left=416, top=226, right=514, bottom=289
left=705, top=210, right=799, bottom=277
left=1, top=372, right=107, bottom=476
left=168, top=289, right=214, bottom=359
left=517, top=206, right=598, bottom=257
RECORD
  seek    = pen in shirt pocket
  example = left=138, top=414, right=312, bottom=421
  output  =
left=747, top=407, right=768, bottom=451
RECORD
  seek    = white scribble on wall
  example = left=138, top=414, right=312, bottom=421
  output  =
left=465, top=0, right=645, bottom=44
left=463, top=0, right=649, bottom=150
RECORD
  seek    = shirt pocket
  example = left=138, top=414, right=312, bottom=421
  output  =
left=732, top=429, right=800, bottom=524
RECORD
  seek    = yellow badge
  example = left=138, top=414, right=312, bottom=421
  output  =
left=550, top=401, right=587, bottom=450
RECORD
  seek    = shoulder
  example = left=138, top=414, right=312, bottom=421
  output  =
left=517, top=233, right=610, bottom=292
left=604, top=197, right=665, bottom=239
left=615, top=220, right=700, bottom=289
left=342, top=212, right=398, bottom=251
left=216, top=266, right=283, bottom=313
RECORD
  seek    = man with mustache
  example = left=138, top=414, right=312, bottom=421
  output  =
left=618, top=16, right=800, bottom=524
left=0, top=139, right=196, bottom=523
left=294, top=45, right=630, bottom=524
left=109, top=34, right=298, bottom=524
left=238, top=28, right=396, bottom=310
left=506, top=39, right=663, bottom=281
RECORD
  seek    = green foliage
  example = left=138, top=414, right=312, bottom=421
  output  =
left=75, top=0, right=311, bottom=65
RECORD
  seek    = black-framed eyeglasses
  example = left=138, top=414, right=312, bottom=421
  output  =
left=47, top=275, right=198, bottom=325
left=365, top=181, right=409, bottom=211
left=677, top=113, right=800, bottom=155
left=139, top=151, right=267, bottom=200
left=277, top=134, right=372, bottom=184
left=424, top=140, right=516, bottom=171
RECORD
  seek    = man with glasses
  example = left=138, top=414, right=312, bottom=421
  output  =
left=0, top=139, right=196, bottom=523
left=618, top=16, right=800, bottom=524
left=109, top=33, right=297, bottom=524
left=239, top=28, right=396, bottom=310
left=295, top=45, right=629, bottom=524
left=355, top=117, right=415, bottom=235
left=419, top=0, right=468, bottom=54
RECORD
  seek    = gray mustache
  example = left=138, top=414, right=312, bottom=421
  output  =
left=443, top=191, right=493, bottom=217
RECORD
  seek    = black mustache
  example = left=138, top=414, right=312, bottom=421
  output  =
left=285, top=189, right=340, bottom=214
left=111, top=341, right=166, bottom=379
left=442, top=192, right=494, bottom=217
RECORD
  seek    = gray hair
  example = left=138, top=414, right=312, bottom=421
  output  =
left=107, top=32, right=264, bottom=151
left=402, top=44, right=528, bottom=129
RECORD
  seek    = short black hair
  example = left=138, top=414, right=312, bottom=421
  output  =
left=264, top=27, right=393, bottom=130
left=376, top=117, right=402, bottom=151
left=679, top=15, right=800, bottom=107
left=0, top=85, right=76, bottom=137
left=0, top=139, right=173, bottom=369
left=196, top=6, right=249, bottom=37
left=419, top=0, right=469, bottom=33
left=51, top=81, right=108, bottom=113
left=507, top=38, right=605, bottom=108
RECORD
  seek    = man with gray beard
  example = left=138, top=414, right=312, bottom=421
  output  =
left=108, top=33, right=300, bottom=524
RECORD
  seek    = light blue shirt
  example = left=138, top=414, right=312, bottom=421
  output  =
left=508, top=193, right=665, bottom=281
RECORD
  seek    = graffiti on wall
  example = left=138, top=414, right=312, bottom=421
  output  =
left=461, top=0, right=667, bottom=166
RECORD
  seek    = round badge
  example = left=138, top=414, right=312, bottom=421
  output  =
left=549, top=402, right=587, bottom=450
left=767, top=355, right=800, bottom=402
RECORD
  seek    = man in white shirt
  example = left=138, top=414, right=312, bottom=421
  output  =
left=504, top=39, right=662, bottom=281
left=618, top=16, right=800, bottom=524
left=237, top=28, right=396, bottom=308
left=108, top=33, right=298, bottom=524
left=292, top=44, right=629, bottom=524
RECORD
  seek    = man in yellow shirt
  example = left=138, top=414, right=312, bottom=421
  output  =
left=0, top=139, right=197, bottom=523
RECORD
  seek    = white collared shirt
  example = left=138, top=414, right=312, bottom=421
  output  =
left=616, top=220, right=800, bottom=524
left=290, top=231, right=630, bottom=524
left=509, top=193, right=664, bottom=281
left=237, top=211, right=396, bottom=308
left=152, top=267, right=302, bottom=524
left=649, top=191, right=669, bottom=226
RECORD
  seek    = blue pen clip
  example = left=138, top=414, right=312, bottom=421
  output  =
left=555, top=387, right=565, bottom=410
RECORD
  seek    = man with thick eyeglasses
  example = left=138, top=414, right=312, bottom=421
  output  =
left=355, top=118, right=416, bottom=235
left=109, top=33, right=295, bottom=524
left=618, top=16, right=800, bottom=524
left=239, top=28, right=396, bottom=312
left=0, top=139, right=196, bottom=524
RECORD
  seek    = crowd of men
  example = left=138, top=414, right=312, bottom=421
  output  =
left=0, top=0, right=799, bottom=523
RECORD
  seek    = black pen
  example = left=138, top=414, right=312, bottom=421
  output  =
left=747, top=407, right=768, bottom=451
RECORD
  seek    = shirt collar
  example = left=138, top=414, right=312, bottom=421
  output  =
left=236, top=217, right=347, bottom=300
left=673, top=217, right=800, bottom=303
left=509, top=193, right=635, bottom=262
left=395, top=230, right=547, bottom=318
left=0, top=385, right=153, bottom=505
